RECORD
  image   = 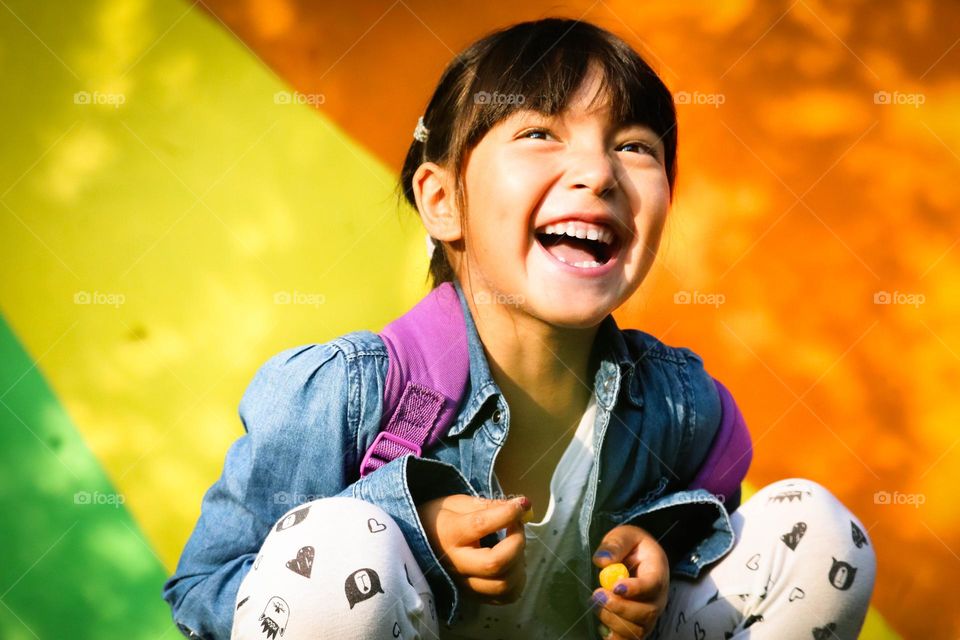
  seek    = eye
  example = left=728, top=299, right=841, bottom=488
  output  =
left=518, top=127, right=553, bottom=141
left=617, top=140, right=657, bottom=156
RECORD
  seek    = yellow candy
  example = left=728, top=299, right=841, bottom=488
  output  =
left=521, top=506, right=535, bottom=523
left=598, top=562, right=630, bottom=590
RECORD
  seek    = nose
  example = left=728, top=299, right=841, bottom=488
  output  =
left=567, top=147, right=619, bottom=199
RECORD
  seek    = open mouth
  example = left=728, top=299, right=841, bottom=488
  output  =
left=533, top=221, right=620, bottom=268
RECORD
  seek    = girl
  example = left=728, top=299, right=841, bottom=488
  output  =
left=163, top=18, right=876, bottom=640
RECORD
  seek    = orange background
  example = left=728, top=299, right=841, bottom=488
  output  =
left=196, top=1, right=958, bottom=635
left=1, top=1, right=957, bottom=637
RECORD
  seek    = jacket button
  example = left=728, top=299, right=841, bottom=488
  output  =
left=492, top=409, right=502, bottom=424
left=689, top=552, right=700, bottom=564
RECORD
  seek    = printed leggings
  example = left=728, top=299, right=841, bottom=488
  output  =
left=230, top=478, right=876, bottom=639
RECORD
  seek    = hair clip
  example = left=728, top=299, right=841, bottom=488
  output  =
left=413, top=115, right=430, bottom=143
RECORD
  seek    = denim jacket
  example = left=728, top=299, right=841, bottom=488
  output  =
left=162, top=280, right=739, bottom=638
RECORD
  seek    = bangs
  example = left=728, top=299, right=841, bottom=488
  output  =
left=459, top=19, right=677, bottom=159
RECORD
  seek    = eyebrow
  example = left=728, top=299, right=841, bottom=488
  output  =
left=515, top=110, right=658, bottom=135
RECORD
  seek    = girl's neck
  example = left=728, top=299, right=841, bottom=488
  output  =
left=463, top=285, right=602, bottom=431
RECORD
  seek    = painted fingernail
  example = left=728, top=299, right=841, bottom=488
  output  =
left=598, top=623, right=611, bottom=638
left=613, top=582, right=627, bottom=596
left=591, top=591, right=608, bottom=608
left=517, top=496, right=531, bottom=510
left=594, top=550, right=613, bottom=561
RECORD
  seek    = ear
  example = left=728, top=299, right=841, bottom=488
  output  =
left=412, top=161, right=462, bottom=242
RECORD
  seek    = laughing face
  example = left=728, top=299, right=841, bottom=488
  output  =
left=415, top=63, right=672, bottom=329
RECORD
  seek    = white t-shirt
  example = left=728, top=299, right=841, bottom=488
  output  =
left=441, top=392, right=599, bottom=639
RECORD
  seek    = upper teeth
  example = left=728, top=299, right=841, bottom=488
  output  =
left=540, top=221, right=615, bottom=245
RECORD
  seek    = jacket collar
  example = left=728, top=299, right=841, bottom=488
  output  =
left=446, top=279, right=636, bottom=436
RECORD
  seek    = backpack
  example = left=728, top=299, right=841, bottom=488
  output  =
left=359, top=282, right=751, bottom=508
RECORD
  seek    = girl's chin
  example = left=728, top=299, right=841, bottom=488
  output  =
left=528, top=292, right=619, bottom=328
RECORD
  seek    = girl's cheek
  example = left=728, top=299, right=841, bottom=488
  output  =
left=631, top=171, right=671, bottom=213
left=500, top=158, right=551, bottom=194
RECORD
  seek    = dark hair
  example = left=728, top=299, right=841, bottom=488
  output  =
left=398, top=17, right=678, bottom=289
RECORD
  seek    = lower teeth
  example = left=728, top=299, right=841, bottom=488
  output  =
left=555, top=256, right=602, bottom=268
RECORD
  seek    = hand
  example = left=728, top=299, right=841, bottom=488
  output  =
left=590, top=524, right=670, bottom=639
left=416, top=494, right=532, bottom=604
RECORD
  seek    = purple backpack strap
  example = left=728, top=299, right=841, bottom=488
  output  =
left=688, top=378, right=752, bottom=509
left=359, top=282, right=470, bottom=477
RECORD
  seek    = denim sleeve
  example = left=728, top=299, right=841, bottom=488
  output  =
left=336, top=453, right=479, bottom=627
left=622, top=349, right=740, bottom=577
left=161, top=343, right=348, bottom=639
left=161, top=435, right=259, bottom=639
left=610, top=488, right=736, bottom=579
left=589, top=342, right=746, bottom=585
left=162, top=340, right=480, bottom=637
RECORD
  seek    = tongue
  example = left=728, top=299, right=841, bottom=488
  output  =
left=541, top=236, right=602, bottom=264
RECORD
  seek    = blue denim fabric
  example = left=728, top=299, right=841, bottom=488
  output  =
left=162, top=280, right=737, bottom=639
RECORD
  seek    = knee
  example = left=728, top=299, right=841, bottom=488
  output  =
left=277, top=495, right=394, bottom=526
left=236, top=497, right=435, bottom=638
left=271, top=496, right=406, bottom=546
left=756, top=478, right=866, bottom=532
left=752, top=477, right=877, bottom=586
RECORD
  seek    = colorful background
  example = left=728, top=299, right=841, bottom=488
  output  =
left=1, top=0, right=957, bottom=637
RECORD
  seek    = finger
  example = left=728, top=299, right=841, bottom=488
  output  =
left=619, top=542, right=669, bottom=601
left=603, top=626, right=648, bottom=640
left=452, top=522, right=525, bottom=578
left=605, top=575, right=666, bottom=602
left=593, top=524, right=646, bottom=567
left=596, top=608, right=648, bottom=640
left=591, top=589, right=657, bottom=639
left=463, top=555, right=527, bottom=602
left=594, top=587, right=661, bottom=622
left=624, top=530, right=668, bottom=570
left=503, top=502, right=527, bottom=536
left=439, top=493, right=496, bottom=513
left=455, top=497, right=529, bottom=545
